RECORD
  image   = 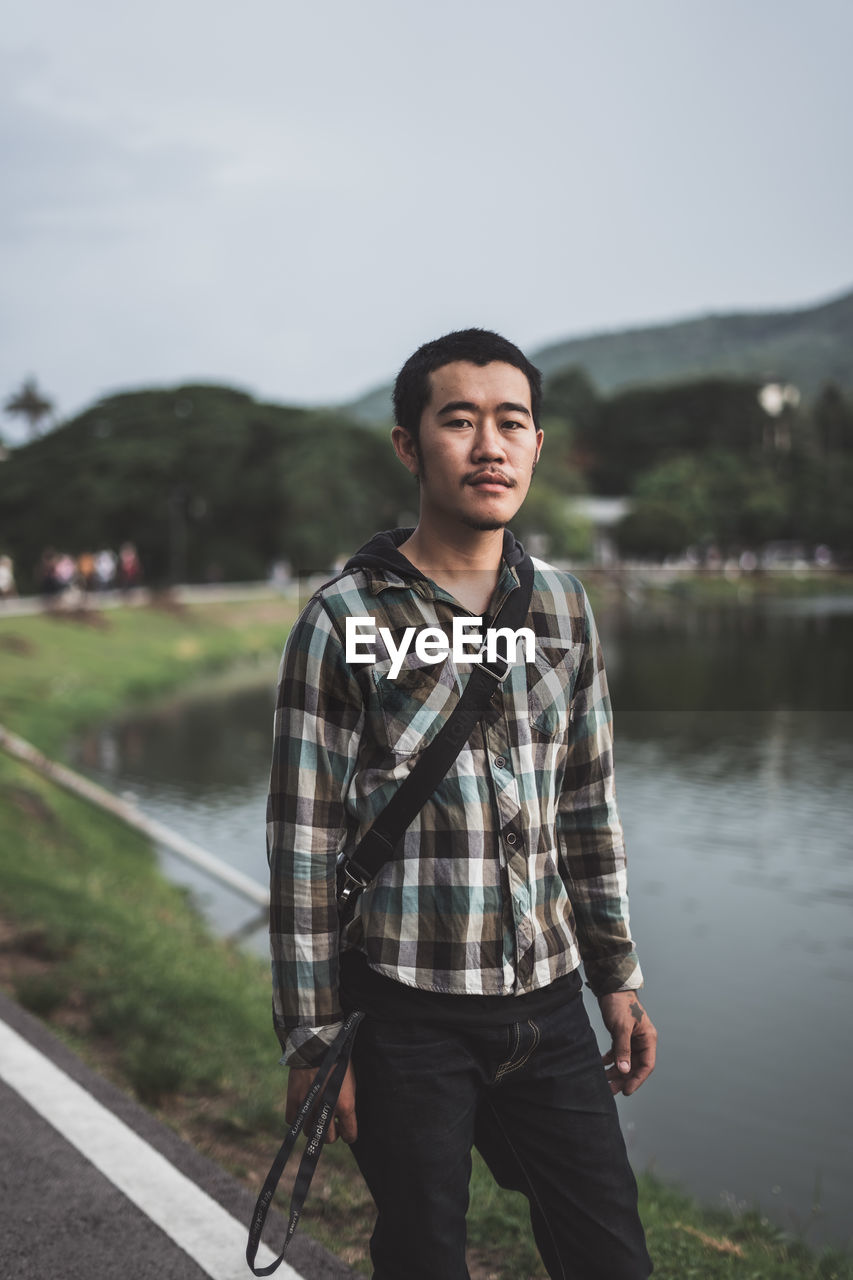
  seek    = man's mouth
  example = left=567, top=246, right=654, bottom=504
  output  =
left=466, top=472, right=514, bottom=490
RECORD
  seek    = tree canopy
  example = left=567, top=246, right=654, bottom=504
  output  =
left=0, top=386, right=412, bottom=589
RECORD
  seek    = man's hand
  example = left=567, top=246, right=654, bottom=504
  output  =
left=285, top=1062, right=358, bottom=1144
left=598, top=991, right=657, bottom=1096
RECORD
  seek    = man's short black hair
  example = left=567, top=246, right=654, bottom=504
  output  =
left=393, top=328, right=543, bottom=439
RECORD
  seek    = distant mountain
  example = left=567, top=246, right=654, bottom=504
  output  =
left=344, top=381, right=396, bottom=426
left=533, top=287, right=853, bottom=397
left=345, top=286, right=853, bottom=423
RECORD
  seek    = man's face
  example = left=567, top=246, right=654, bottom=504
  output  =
left=393, top=360, right=543, bottom=533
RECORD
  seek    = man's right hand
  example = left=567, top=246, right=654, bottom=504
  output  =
left=285, top=1062, right=358, bottom=1144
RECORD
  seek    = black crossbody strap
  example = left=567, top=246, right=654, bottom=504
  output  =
left=337, top=554, right=535, bottom=908
left=246, top=1010, right=365, bottom=1276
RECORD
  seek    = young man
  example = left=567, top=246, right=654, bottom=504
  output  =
left=267, top=329, right=656, bottom=1280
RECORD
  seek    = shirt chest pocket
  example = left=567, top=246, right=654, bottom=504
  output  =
left=372, top=654, right=461, bottom=757
left=527, top=645, right=576, bottom=739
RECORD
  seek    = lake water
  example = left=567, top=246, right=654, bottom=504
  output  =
left=71, top=594, right=853, bottom=1250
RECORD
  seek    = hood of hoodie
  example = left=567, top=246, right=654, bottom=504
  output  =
left=342, top=528, right=527, bottom=582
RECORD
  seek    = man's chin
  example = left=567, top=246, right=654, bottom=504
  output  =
left=460, top=516, right=506, bottom=532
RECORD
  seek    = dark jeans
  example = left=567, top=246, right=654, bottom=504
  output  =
left=350, top=985, right=652, bottom=1280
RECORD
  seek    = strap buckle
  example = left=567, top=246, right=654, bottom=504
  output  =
left=336, top=853, right=371, bottom=907
left=476, top=647, right=511, bottom=684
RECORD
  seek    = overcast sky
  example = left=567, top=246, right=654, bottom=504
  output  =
left=2, top=0, right=852, bottom=431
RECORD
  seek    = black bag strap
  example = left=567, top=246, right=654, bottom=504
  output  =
left=337, top=553, right=535, bottom=910
left=246, top=1010, right=365, bottom=1275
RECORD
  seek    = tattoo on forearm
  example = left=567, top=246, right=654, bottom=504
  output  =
left=629, top=1000, right=644, bottom=1024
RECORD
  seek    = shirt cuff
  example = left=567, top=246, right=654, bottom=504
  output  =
left=584, top=955, right=643, bottom=997
left=278, top=1021, right=345, bottom=1068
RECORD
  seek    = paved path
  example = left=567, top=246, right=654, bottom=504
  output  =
left=0, top=991, right=357, bottom=1280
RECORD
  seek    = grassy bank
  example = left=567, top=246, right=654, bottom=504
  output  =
left=0, top=599, right=850, bottom=1279
left=0, top=594, right=296, bottom=755
left=603, top=567, right=853, bottom=608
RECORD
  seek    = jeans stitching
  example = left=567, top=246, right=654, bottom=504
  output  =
left=493, top=1021, right=520, bottom=1082
left=494, top=1018, right=540, bottom=1082
left=511, top=1018, right=540, bottom=1075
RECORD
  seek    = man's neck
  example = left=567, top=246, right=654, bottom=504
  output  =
left=397, top=522, right=506, bottom=617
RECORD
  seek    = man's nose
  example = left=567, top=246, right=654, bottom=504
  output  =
left=471, top=420, right=506, bottom=460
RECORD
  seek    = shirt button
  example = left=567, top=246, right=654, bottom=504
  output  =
left=505, top=832, right=517, bottom=846
left=494, top=755, right=506, bottom=769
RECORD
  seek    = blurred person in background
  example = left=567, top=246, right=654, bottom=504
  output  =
left=117, top=542, right=142, bottom=591
left=0, top=555, right=16, bottom=598
left=53, top=552, right=76, bottom=592
left=37, top=549, right=79, bottom=606
left=94, top=548, right=117, bottom=591
left=77, top=551, right=96, bottom=596
left=268, top=329, right=656, bottom=1280
left=38, top=548, right=62, bottom=599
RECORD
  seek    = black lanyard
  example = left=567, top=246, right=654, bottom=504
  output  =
left=246, top=1010, right=365, bottom=1276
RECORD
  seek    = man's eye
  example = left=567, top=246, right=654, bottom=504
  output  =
left=447, top=418, right=472, bottom=429
left=502, top=420, right=526, bottom=430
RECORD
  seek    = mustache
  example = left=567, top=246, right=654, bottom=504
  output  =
left=463, top=469, right=517, bottom=488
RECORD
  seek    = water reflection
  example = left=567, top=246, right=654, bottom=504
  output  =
left=73, top=680, right=278, bottom=938
left=75, top=684, right=275, bottom=796
left=71, top=599, right=853, bottom=1249
left=601, top=602, right=853, bottom=714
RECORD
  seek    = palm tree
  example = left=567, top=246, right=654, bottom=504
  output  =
left=4, top=377, right=55, bottom=440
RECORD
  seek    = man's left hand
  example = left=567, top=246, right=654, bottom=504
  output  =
left=598, top=991, right=657, bottom=1096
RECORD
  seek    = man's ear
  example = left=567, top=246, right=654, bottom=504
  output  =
left=391, top=425, right=419, bottom=477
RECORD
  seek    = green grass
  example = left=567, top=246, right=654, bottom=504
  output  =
left=636, top=568, right=853, bottom=605
left=638, top=1178, right=853, bottom=1280
left=0, top=752, right=276, bottom=1105
left=0, top=596, right=292, bottom=754
left=1, top=598, right=851, bottom=1278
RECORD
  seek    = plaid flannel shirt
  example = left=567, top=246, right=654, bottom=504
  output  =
left=267, top=531, right=642, bottom=1067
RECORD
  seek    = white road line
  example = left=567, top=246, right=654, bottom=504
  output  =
left=0, top=1018, right=301, bottom=1280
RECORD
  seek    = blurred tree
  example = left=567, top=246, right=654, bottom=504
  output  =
left=579, top=376, right=773, bottom=495
left=512, top=484, right=592, bottom=561
left=541, top=366, right=600, bottom=436
left=614, top=503, right=696, bottom=560
left=791, top=454, right=853, bottom=557
left=613, top=451, right=793, bottom=559
left=4, top=377, right=55, bottom=440
left=813, top=382, right=853, bottom=454
left=276, top=413, right=411, bottom=573
left=540, top=367, right=600, bottom=484
left=0, top=384, right=414, bottom=591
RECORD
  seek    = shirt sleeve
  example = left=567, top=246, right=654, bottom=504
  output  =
left=556, top=589, right=643, bottom=996
left=267, top=595, right=365, bottom=1067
